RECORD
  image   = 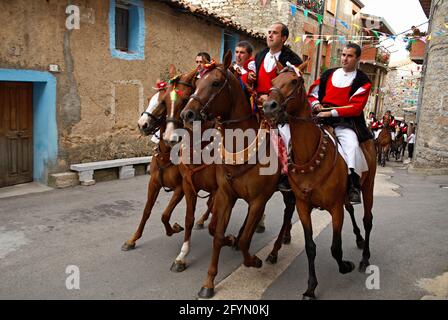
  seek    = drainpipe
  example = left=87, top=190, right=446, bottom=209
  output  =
left=329, top=0, right=341, bottom=68
left=313, top=0, right=327, bottom=80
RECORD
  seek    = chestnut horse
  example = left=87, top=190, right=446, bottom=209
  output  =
left=122, top=79, right=212, bottom=252
left=180, top=51, right=294, bottom=298
left=163, top=65, right=293, bottom=272
left=376, top=116, right=392, bottom=167
left=263, top=64, right=376, bottom=300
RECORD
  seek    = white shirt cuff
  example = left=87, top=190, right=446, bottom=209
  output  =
left=331, top=109, right=339, bottom=117
left=311, top=100, right=321, bottom=108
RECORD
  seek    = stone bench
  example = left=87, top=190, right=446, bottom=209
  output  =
left=70, top=156, right=152, bottom=186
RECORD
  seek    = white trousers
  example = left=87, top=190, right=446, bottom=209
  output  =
left=278, top=123, right=291, bottom=153
left=334, top=127, right=368, bottom=177
left=373, top=129, right=381, bottom=140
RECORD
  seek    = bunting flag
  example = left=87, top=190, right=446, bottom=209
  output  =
left=304, top=9, right=309, bottom=18
left=338, top=19, right=349, bottom=29
left=316, top=13, right=323, bottom=25
left=445, top=23, right=448, bottom=29
left=372, top=30, right=380, bottom=38
left=313, top=35, right=319, bottom=40
left=330, top=17, right=336, bottom=26
left=290, top=4, right=296, bottom=16
left=295, top=36, right=301, bottom=42
left=315, top=39, right=322, bottom=46
left=325, top=35, right=332, bottom=41
left=328, top=39, right=333, bottom=44
left=302, top=34, right=308, bottom=42
left=305, top=37, right=313, bottom=44
left=339, top=35, right=346, bottom=44
left=427, top=34, right=432, bottom=40
left=353, top=23, right=361, bottom=31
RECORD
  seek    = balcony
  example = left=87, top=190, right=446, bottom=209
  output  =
left=360, top=45, right=390, bottom=68
left=409, top=40, right=426, bottom=64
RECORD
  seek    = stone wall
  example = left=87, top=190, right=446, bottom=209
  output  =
left=411, top=0, right=448, bottom=173
left=0, top=0, right=263, bottom=180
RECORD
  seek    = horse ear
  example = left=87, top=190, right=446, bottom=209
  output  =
left=169, top=64, right=177, bottom=79
left=298, top=59, right=310, bottom=74
left=223, top=50, right=233, bottom=70
left=275, top=59, right=284, bottom=74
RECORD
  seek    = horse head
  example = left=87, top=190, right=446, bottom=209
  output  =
left=263, top=60, right=309, bottom=125
left=138, top=84, right=168, bottom=136
left=163, top=65, right=197, bottom=147
left=181, top=50, right=238, bottom=129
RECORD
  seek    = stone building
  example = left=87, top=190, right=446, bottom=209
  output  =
left=0, top=0, right=266, bottom=188
left=185, top=0, right=365, bottom=88
left=410, top=0, right=448, bottom=174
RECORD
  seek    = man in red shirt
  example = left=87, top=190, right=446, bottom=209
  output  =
left=233, top=41, right=256, bottom=87
left=247, top=22, right=302, bottom=192
left=308, top=43, right=372, bottom=204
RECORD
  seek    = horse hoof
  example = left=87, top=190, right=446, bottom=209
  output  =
left=194, top=223, right=205, bottom=230
left=255, top=225, right=265, bottom=233
left=198, top=287, right=214, bottom=299
left=253, top=256, right=263, bottom=268
left=356, top=239, right=365, bottom=250
left=170, top=261, right=187, bottom=273
left=283, top=235, right=291, bottom=245
left=359, top=260, right=370, bottom=273
left=121, top=242, right=136, bottom=251
left=302, top=293, right=316, bottom=300
left=339, top=261, right=355, bottom=274
left=172, top=223, right=184, bottom=233
left=265, top=253, right=278, bottom=264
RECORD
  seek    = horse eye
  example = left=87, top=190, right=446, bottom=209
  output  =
left=212, top=80, right=220, bottom=87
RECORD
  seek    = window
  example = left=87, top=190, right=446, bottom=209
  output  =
left=115, top=6, right=129, bottom=51
left=220, top=30, right=239, bottom=62
left=109, top=0, right=145, bottom=60
left=326, top=0, right=337, bottom=15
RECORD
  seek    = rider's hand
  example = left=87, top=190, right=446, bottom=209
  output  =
left=313, top=103, right=323, bottom=113
left=247, top=72, right=256, bottom=84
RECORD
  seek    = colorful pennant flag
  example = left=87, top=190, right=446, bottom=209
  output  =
left=290, top=4, right=296, bottom=16
left=338, top=19, right=349, bottom=29
left=315, top=39, right=322, bottom=46
left=353, top=23, right=361, bottom=31
left=302, top=34, right=308, bottom=42
left=316, top=13, right=323, bottom=25
left=339, top=35, right=346, bottom=44
left=304, top=9, right=309, bottom=17
left=295, top=36, right=301, bottom=43
left=372, top=30, right=380, bottom=38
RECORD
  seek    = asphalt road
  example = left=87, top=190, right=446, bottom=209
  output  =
left=0, top=162, right=447, bottom=300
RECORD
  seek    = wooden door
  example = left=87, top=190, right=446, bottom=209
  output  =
left=0, top=82, right=33, bottom=188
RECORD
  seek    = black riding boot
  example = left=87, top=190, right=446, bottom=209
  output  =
left=278, top=174, right=292, bottom=192
left=348, top=169, right=362, bottom=204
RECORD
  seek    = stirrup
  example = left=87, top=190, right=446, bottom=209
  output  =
left=349, top=188, right=362, bottom=205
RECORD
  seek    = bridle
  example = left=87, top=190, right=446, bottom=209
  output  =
left=268, top=68, right=314, bottom=123
left=189, top=66, right=232, bottom=122
left=166, top=79, right=195, bottom=128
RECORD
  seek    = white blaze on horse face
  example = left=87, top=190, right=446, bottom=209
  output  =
left=138, top=91, right=160, bottom=128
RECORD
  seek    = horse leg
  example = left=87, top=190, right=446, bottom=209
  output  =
left=296, top=200, right=318, bottom=300
left=195, top=194, right=213, bottom=230
left=198, top=192, right=236, bottom=299
left=122, top=176, right=161, bottom=251
left=344, top=203, right=365, bottom=249
left=266, top=191, right=295, bottom=264
left=160, top=186, right=185, bottom=236
left=238, top=198, right=267, bottom=268
left=359, top=181, right=374, bottom=272
left=170, top=184, right=197, bottom=272
left=330, top=204, right=355, bottom=275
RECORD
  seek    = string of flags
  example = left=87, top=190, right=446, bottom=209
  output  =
left=269, top=0, right=448, bottom=45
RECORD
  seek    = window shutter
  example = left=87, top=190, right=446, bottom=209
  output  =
left=115, top=7, right=129, bottom=51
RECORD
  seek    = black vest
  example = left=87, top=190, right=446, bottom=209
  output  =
left=319, top=68, right=373, bottom=143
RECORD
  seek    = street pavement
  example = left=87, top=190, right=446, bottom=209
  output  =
left=0, top=161, right=447, bottom=300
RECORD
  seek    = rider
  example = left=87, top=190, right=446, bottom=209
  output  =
left=369, top=112, right=382, bottom=140
left=247, top=22, right=303, bottom=192
left=308, top=42, right=372, bottom=204
left=196, top=52, right=211, bottom=78
left=233, top=41, right=256, bottom=87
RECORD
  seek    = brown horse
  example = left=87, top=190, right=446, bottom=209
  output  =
left=180, top=51, right=294, bottom=298
left=376, top=116, right=392, bottom=166
left=122, top=78, right=212, bottom=252
left=263, top=64, right=376, bottom=300
left=163, top=64, right=293, bottom=272
left=390, top=126, right=406, bottom=161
